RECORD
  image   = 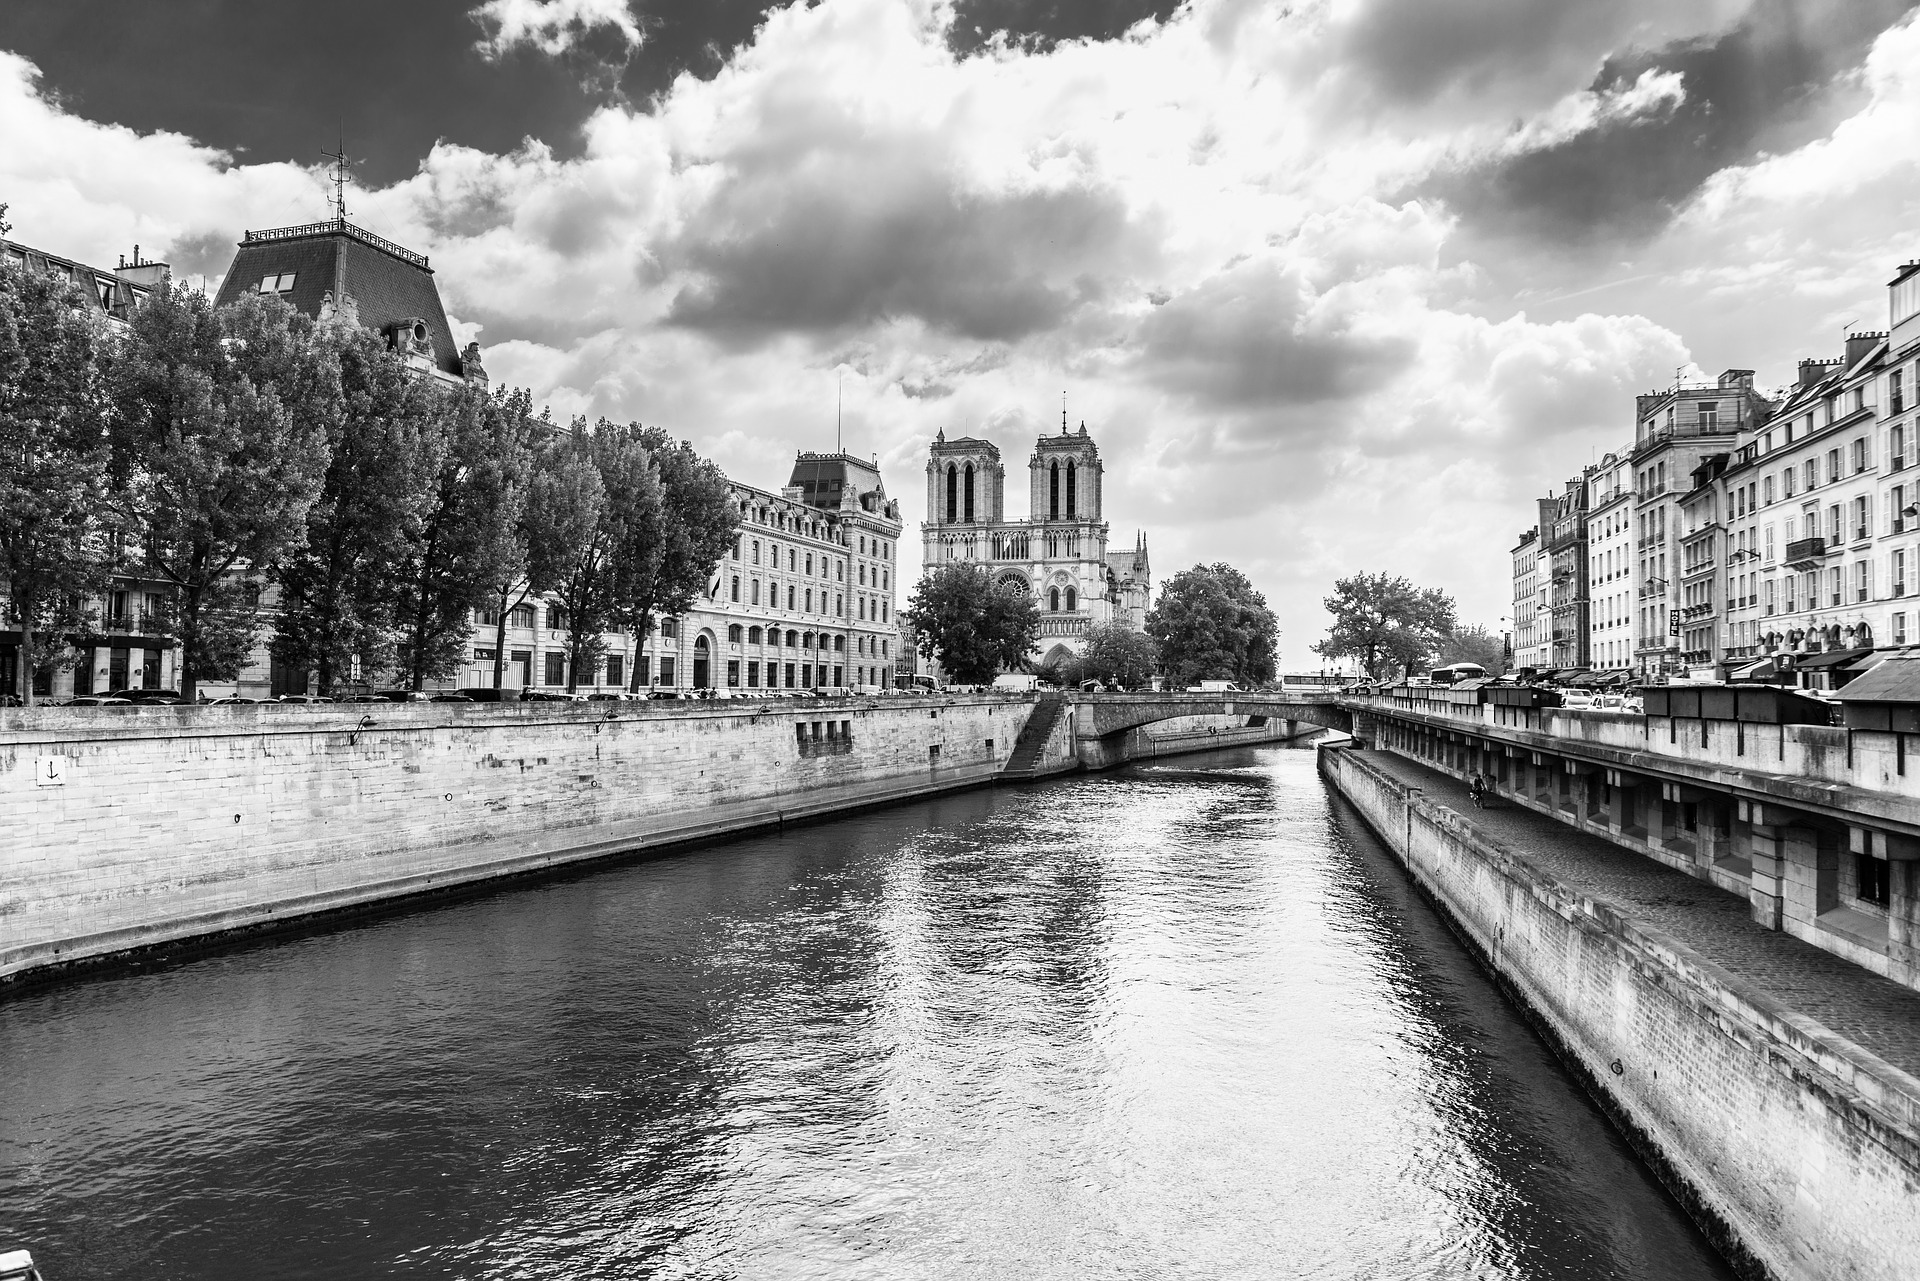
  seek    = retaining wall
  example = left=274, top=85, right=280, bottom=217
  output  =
left=1, top=696, right=1036, bottom=983
left=1319, top=743, right=1920, bottom=1281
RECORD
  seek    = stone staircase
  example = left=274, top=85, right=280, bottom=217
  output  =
left=1002, top=695, right=1071, bottom=780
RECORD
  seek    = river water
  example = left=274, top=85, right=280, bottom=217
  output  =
left=0, top=745, right=1732, bottom=1280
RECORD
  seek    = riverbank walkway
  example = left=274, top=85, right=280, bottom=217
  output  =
left=1343, top=749, right=1920, bottom=1080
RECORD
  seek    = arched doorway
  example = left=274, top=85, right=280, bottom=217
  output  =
left=693, top=633, right=713, bottom=689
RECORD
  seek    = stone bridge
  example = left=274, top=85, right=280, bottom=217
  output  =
left=1066, top=691, right=1351, bottom=739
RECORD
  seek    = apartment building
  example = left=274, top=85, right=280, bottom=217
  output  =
left=1510, top=527, right=1546, bottom=670
left=1539, top=473, right=1593, bottom=670
left=1629, top=369, right=1769, bottom=678
left=1585, top=453, right=1634, bottom=670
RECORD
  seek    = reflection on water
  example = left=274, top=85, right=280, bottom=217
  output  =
left=0, top=747, right=1732, bottom=1280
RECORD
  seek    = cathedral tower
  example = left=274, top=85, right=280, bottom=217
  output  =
left=1029, top=419, right=1102, bottom=522
left=925, top=430, right=1005, bottom=528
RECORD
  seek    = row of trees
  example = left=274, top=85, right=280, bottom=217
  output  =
left=901, top=561, right=1278, bottom=688
left=0, top=231, right=738, bottom=703
left=1313, top=571, right=1502, bottom=679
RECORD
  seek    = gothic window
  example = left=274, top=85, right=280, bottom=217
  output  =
left=1066, top=460, right=1076, bottom=518
left=1066, top=586, right=1077, bottom=611
left=945, top=463, right=958, bottom=523
left=1049, top=460, right=1060, bottom=519
left=1049, top=587, right=1061, bottom=611
left=964, top=462, right=975, bottom=523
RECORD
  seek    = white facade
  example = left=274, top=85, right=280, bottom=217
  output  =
left=1510, top=528, right=1547, bottom=670
left=1586, top=455, right=1635, bottom=670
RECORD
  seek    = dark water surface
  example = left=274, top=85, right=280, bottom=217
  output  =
left=1, top=746, right=1733, bottom=1280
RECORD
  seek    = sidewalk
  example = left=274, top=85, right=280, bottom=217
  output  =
left=1352, top=749, right=1920, bottom=1078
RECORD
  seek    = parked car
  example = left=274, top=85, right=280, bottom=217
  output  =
left=1186, top=680, right=1243, bottom=694
left=372, top=689, right=431, bottom=703
left=519, top=690, right=582, bottom=702
left=276, top=693, right=334, bottom=704
left=1558, top=690, right=1597, bottom=709
left=208, top=696, right=261, bottom=705
left=108, top=688, right=184, bottom=704
left=65, top=694, right=133, bottom=706
left=430, top=693, right=474, bottom=703
left=645, top=690, right=682, bottom=701
left=457, top=687, right=515, bottom=702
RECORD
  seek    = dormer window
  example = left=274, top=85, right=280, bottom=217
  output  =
left=258, top=273, right=296, bottom=295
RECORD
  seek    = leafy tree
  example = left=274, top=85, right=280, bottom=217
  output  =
left=0, top=253, right=114, bottom=704
left=482, top=406, right=558, bottom=690
left=611, top=424, right=738, bottom=691
left=109, top=287, right=336, bottom=699
left=1080, top=620, right=1159, bottom=689
left=1434, top=624, right=1505, bottom=674
left=270, top=322, right=441, bottom=695
left=1147, top=563, right=1278, bottom=687
left=395, top=384, right=535, bottom=690
left=1311, top=572, right=1457, bottom=681
left=903, top=563, right=1040, bottom=684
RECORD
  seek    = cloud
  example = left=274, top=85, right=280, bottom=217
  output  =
left=1416, top=0, right=1920, bottom=245
left=471, top=0, right=643, bottom=59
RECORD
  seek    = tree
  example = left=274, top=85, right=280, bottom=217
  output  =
left=109, top=286, right=336, bottom=699
left=611, top=425, right=738, bottom=692
left=520, top=425, right=609, bottom=692
left=1311, top=572, right=1457, bottom=681
left=0, top=252, right=114, bottom=704
left=270, top=321, right=441, bottom=695
left=903, top=563, right=1041, bottom=684
left=1435, top=624, right=1505, bottom=674
left=1080, top=620, right=1159, bottom=689
left=394, top=384, right=535, bottom=690
left=1147, top=563, right=1278, bottom=688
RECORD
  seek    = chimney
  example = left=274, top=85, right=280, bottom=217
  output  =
left=1635, top=392, right=1665, bottom=423
left=1798, top=358, right=1837, bottom=389
left=1845, top=331, right=1885, bottom=370
left=113, top=243, right=172, bottom=290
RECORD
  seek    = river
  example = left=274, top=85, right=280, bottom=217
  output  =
left=0, top=744, right=1732, bottom=1279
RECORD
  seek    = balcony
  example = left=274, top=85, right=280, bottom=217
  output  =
left=1783, top=537, right=1828, bottom=571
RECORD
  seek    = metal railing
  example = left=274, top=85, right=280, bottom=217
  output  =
left=242, top=218, right=431, bottom=270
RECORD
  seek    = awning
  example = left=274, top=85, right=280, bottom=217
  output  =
left=1795, top=647, right=1873, bottom=670
left=1730, top=657, right=1776, bottom=681
left=1834, top=654, right=1920, bottom=703
left=1842, top=650, right=1889, bottom=675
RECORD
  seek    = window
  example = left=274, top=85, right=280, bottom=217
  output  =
left=544, top=651, right=566, bottom=686
left=728, top=624, right=742, bottom=642
left=1829, top=566, right=1843, bottom=608
left=1698, top=401, right=1718, bottom=429
left=1048, top=587, right=1060, bottom=611
left=752, top=539, right=761, bottom=565
left=1855, top=560, right=1870, bottom=603
left=1853, top=438, right=1869, bottom=473
left=607, top=655, right=623, bottom=687
left=258, top=273, right=296, bottom=295
left=787, top=586, right=795, bottom=610
left=1895, top=550, right=1907, bottom=598
left=1783, top=468, right=1795, bottom=498
left=474, top=646, right=497, bottom=661
left=1895, top=424, right=1907, bottom=470
left=747, top=660, right=760, bottom=687
left=751, top=579, right=761, bottom=605
left=1896, top=612, right=1908, bottom=645
left=1855, top=496, right=1870, bottom=541
left=1065, top=586, right=1077, bottom=611
left=509, top=604, right=536, bottom=629
left=660, top=657, right=676, bottom=686
left=730, top=576, right=740, bottom=602
left=475, top=605, right=502, bottom=627
left=1894, top=371, right=1907, bottom=416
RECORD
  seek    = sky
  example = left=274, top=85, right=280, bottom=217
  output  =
left=4, top=0, right=1920, bottom=664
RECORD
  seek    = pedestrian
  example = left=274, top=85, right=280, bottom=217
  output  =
left=1468, top=771, right=1486, bottom=809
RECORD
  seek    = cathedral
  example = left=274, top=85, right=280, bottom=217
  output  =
left=924, top=418, right=1152, bottom=667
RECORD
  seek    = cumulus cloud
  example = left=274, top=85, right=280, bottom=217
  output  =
left=5, top=0, right=1917, bottom=649
left=471, top=0, right=643, bottom=59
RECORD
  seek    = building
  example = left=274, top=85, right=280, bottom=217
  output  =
left=1629, top=369, right=1770, bottom=679
left=922, top=417, right=1151, bottom=666
left=1676, top=451, right=1733, bottom=675
left=211, top=217, right=480, bottom=388
left=1538, top=472, right=1593, bottom=671
left=1510, top=526, right=1546, bottom=671
left=0, top=236, right=177, bottom=702
left=1585, top=453, right=1634, bottom=670
left=1713, top=324, right=1896, bottom=683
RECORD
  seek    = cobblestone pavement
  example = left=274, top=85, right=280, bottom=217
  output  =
left=1351, top=749, right=1920, bottom=1079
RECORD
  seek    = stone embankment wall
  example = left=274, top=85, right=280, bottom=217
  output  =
left=1, top=696, right=1036, bottom=983
left=1319, top=743, right=1920, bottom=1281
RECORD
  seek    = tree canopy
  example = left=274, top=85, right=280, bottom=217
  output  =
left=1311, top=572, right=1458, bottom=680
left=0, top=252, right=114, bottom=704
left=1434, top=623, right=1505, bottom=674
left=903, top=564, right=1040, bottom=684
left=1079, top=620, right=1159, bottom=689
left=1146, top=563, right=1278, bottom=687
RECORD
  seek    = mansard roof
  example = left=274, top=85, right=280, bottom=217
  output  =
left=213, top=219, right=465, bottom=378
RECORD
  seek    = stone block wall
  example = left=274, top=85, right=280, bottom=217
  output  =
left=0, top=696, right=1038, bottom=982
left=1320, top=744, right=1920, bottom=1281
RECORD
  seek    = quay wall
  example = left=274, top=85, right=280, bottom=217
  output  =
left=0, top=696, right=1035, bottom=983
left=1319, top=743, right=1920, bottom=1281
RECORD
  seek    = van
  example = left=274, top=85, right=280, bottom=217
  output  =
left=991, top=674, right=1041, bottom=693
left=1186, top=680, right=1243, bottom=693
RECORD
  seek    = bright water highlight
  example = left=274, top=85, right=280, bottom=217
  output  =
left=0, top=746, right=1731, bottom=1279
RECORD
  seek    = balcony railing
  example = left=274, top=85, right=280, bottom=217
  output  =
left=1783, top=537, right=1828, bottom=570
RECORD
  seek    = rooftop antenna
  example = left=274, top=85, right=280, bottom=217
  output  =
left=322, top=125, right=352, bottom=223
left=836, top=370, right=842, bottom=455
left=1062, top=390, right=1067, bottom=435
